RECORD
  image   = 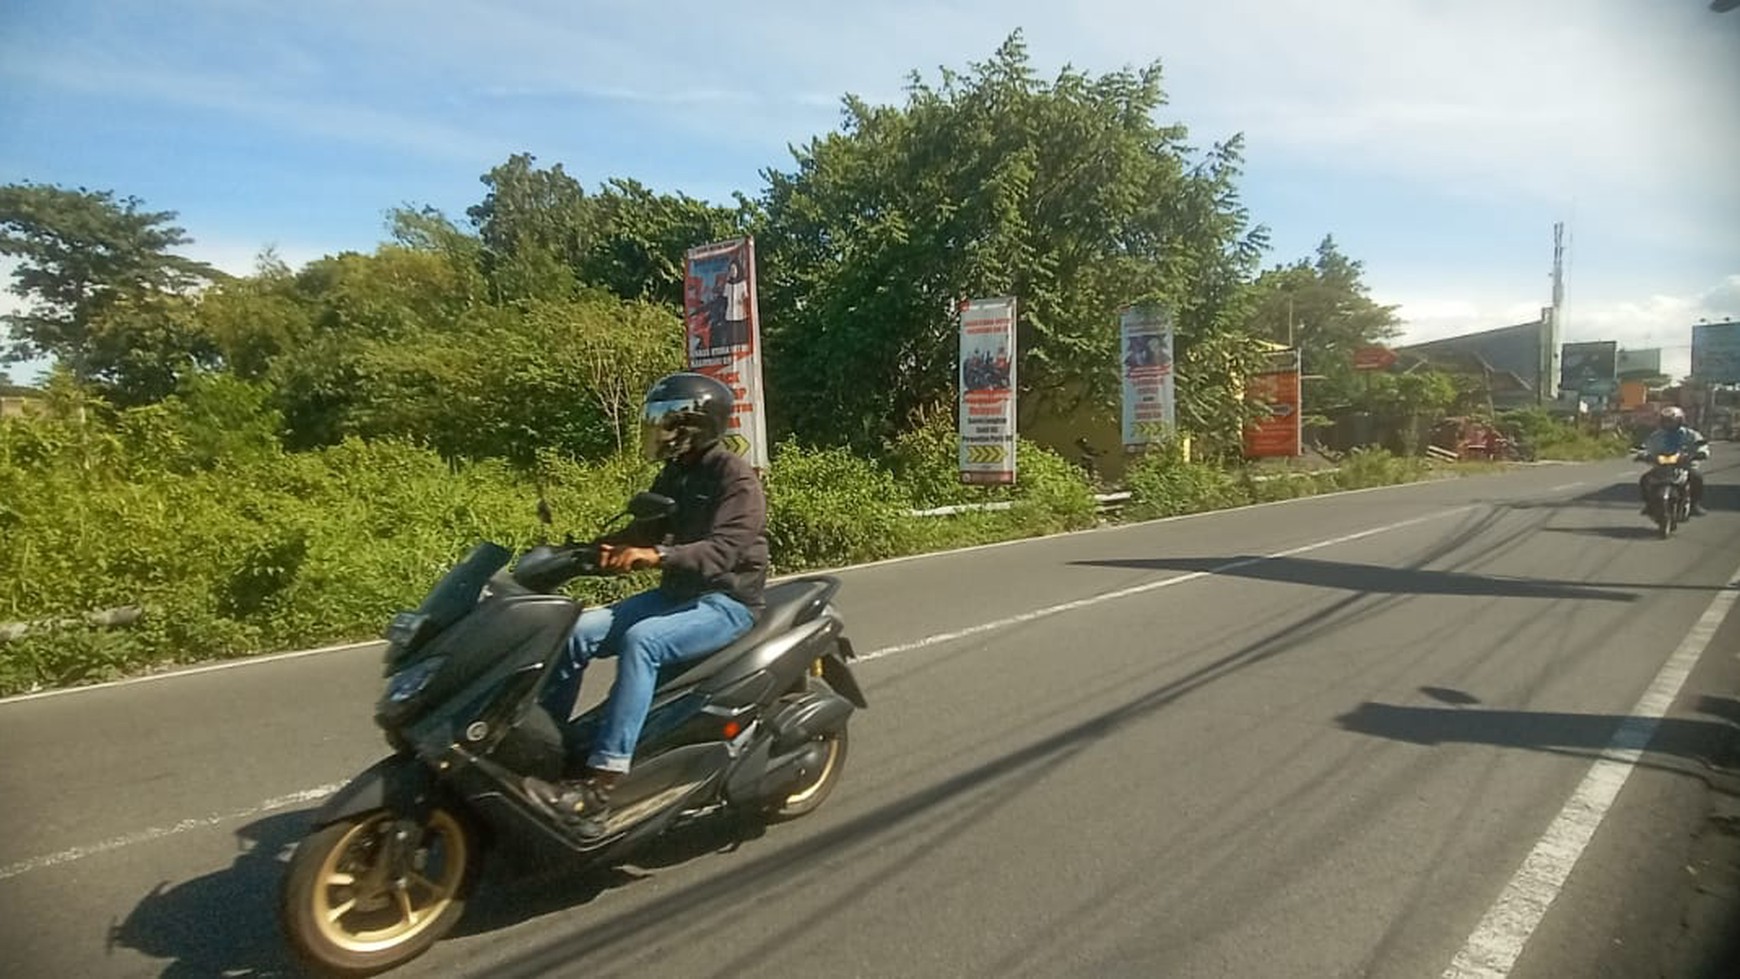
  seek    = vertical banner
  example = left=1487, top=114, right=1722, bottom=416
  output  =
left=958, top=296, right=1018, bottom=485
left=1243, top=348, right=1303, bottom=458
left=683, top=236, right=769, bottom=469
left=1119, top=304, right=1176, bottom=450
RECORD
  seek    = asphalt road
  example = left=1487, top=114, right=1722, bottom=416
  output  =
left=4, top=459, right=1740, bottom=978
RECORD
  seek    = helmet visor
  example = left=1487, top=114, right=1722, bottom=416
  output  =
left=640, top=397, right=699, bottom=461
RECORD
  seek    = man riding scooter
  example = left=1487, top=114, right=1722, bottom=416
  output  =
left=526, top=371, right=768, bottom=838
left=1638, top=406, right=1709, bottom=516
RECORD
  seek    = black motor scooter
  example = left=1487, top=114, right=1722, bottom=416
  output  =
left=279, top=492, right=865, bottom=976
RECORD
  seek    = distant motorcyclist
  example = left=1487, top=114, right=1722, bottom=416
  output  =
left=1637, top=406, right=1708, bottom=516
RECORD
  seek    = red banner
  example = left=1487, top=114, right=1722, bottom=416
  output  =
left=683, top=237, right=769, bottom=469
left=1353, top=345, right=1397, bottom=371
left=1244, top=349, right=1302, bottom=458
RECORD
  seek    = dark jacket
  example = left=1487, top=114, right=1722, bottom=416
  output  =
left=611, top=443, right=769, bottom=612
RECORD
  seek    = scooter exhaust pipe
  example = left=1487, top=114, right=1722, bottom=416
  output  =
left=756, top=739, right=833, bottom=799
left=769, top=689, right=854, bottom=754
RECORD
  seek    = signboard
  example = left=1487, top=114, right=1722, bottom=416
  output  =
left=683, top=237, right=770, bottom=469
left=1560, top=340, right=1617, bottom=395
left=1353, top=345, right=1397, bottom=371
left=1616, top=348, right=1662, bottom=379
left=1692, top=321, right=1740, bottom=384
left=1619, top=380, right=1649, bottom=410
left=1119, top=304, right=1176, bottom=450
left=1243, top=348, right=1303, bottom=458
left=958, top=296, right=1018, bottom=485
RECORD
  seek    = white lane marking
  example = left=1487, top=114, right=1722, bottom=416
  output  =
left=1548, top=481, right=1586, bottom=492
left=856, top=506, right=1477, bottom=662
left=0, top=783, right=344, bottom=883
left=0, top=505, right=1483, bottom=881
left=1443, top=568, right=1740, bottom=978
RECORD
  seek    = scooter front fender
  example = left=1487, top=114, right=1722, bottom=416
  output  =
left=308, top=754, right=438, bottom=829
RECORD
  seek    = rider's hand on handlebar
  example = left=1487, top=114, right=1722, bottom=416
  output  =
left=598, top=544, right=662, bottom=574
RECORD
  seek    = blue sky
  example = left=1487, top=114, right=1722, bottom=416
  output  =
left=2, top=0, right=1737, bottom=384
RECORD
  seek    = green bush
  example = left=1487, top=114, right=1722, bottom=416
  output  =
left=763, top=440, right=909, bottom=572
left=1124, top=441, right=1252, bottom=519
left=0, top=410, right=657, bottom=694
left=885, top=411, right=1095, bottom=529
left=1329, top=447, right=1429, bottom=490
left=1005, top=440, right=1098, bottom=533
left=1497, top=408, right=1628, bottom=461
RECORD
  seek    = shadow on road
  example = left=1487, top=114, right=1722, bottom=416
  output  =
left=1335, top=690, right=1740, bottom=775
left=449, top=809, right=770, bottom=939
left=1069, top=555, right=1642, bottom=602
left=1500, top=468, right=1740, bottom=514
left=103, top=803, right=774, bottom=977
left=1499, top=481, right=1642, bottom=511
left=1539, top=525, right=1665, bottom=541
left=108, top=810, right=307, bottom=978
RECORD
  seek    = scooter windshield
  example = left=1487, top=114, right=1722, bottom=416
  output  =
left=417, top=541, right=513, bottom=631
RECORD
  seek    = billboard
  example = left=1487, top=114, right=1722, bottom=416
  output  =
left=1616, top=348, right=1662, bottom=378
left=1692, top=321, right=1740, bottom=384
left=1243, top=348, right=1302, bottom=458
left=683, top=237, right=770, bottom=469
left=1560, top=340, right=1618, bottom=400
left=958, top=296, right=1018, bottom=485
left=1119, top=304, right=1176, bottom=450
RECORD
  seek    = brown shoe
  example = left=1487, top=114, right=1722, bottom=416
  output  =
left=524, top=775, right=612, bottom=840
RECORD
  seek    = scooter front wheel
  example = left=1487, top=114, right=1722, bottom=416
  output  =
left=280, top=806, right=478, bottom=976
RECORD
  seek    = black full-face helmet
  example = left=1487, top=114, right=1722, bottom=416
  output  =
left=640, top=372, right=734, bottom=462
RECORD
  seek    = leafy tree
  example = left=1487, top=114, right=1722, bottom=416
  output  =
left=347, top=296, right=682, bottom=463
left=579, top=178, right=749, bottom=308
left=464, top=156, right=746, bottom=308
left=82, top=291, right=218, bottom=406
left=1243, top=236, right=1400, bottom=411
left=196, top=254, right=316, bottom=382
left=466, top=153, right=591, bottom=304
left=259, top=239, right=487, bottom=448
left=0, top=182, right=222, bottom=393
left=754, top=32, right=1268, bottom=451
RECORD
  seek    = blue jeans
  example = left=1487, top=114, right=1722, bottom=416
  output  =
left=547, top=589, right=754, bottom=773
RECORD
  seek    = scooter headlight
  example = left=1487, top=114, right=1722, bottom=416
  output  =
left=385, top=657, right=445, bottom=703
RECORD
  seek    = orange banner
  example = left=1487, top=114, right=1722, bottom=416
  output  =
left=1243, top=349, right=1302, bottom=458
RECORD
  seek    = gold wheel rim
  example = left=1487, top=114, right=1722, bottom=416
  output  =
left=309, top=810, right=467, bottom=954
left=783, top=734, right=843, bottom=806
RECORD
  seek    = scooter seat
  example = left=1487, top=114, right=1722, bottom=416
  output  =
left=653, top=577, right=838, bottom=693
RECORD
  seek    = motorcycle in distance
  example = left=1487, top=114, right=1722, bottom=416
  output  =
left=1634, top=438, right=1709, bottom=539
left=279, top=492, right=867, bottom=976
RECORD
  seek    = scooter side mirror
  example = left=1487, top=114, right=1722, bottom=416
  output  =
left=628, top=492, right=677, bottom=521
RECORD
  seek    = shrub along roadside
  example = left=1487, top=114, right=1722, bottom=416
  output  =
left=1124, top=445, right=1467, bottom=521
left=1497, top=407, right=1633, bottom=462
left=1, top=414, right=1494, bottom=697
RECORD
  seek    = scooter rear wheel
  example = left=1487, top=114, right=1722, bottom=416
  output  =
left=765, top=724, right=849, bottom=821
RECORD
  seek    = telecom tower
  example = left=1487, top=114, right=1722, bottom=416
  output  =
left=1541, top=222, right=1565, bottom=404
